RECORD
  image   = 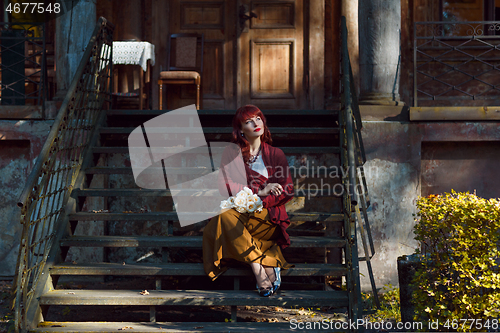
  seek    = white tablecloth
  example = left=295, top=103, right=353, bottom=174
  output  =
left=113, top=41, right=155, bottom=72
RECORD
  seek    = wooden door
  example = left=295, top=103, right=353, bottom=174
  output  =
left=168, top=0, right=324, bottom=110
left=169, top=0, right=237, bottom=109
left=238, top=0, right=308, bottom=109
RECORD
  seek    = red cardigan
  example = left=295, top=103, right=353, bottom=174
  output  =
left=218, top=141, right=294, bottom=249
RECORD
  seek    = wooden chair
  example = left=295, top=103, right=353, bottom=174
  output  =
left=112, top=62, right=152, bottom=110
left=158, top=33, right=204, bottom=110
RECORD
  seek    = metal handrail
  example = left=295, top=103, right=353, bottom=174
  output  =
left=340, top=15, right=380, bottom=318
left=13, top=17, right=114, bottom=332
left=340, top=15, right=362, bottom=324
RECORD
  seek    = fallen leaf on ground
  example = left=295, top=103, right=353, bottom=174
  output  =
left=267, top=318, right=279, bottom=323
left=119, top=327, right=133, bottom=330
left=140, top=290, right=149, bottom=295
left=274, top=306, right=284, bottom=312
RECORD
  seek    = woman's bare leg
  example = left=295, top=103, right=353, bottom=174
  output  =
left=250, top=263, right=272, bottom=289
left=263, top=266, right=276, bottom=283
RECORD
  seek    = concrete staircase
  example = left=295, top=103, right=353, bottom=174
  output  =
left=27, top=108, right=370, bottom=332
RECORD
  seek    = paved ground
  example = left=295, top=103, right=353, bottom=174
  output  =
left=0, top=280, right=14, bottom=333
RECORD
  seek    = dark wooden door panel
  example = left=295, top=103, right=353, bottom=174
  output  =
left=239, top=0, right=305, bottom=109
left=250, top=40, right=294, bottom=99
left=169, top=0, right=236, bottom=109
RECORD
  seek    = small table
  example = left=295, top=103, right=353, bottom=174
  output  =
left=112, top=41, right=155, bottom=109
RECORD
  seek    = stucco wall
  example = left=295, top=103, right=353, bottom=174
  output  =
left=0, top=120, right=52, bottom=278
left=358, top=120, right=500, bottom=291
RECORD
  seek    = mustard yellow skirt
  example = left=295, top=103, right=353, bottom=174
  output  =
left=202, top=207, right=293, bottom=281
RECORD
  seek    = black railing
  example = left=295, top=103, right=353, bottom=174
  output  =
left=414, top=21, right=500, bottom=107
left=0, top=22, right=47, bottom=111
left=13, top=17, right=113, bottom=332
left=341, top=15, right=380, bottom=322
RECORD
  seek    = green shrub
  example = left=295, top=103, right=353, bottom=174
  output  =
left=413, top=191, right=500, bottom=332
left=365, top=284, right=401, bottom=323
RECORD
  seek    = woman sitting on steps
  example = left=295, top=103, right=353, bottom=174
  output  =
left=202, top=104, right=295, bottom=297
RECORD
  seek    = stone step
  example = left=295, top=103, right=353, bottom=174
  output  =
left=68, top=212, right=344, bottom=222
left=92, top=146, right=340, bottom=154
left=100, top=127, right=339, bottom=135
left=71, top=188, right=343, bottom=198
left=107, top=109, right=340, bottom=116
left=59, top=236, right=346, bottom=248
left=39, top=289, right=349, bottom=307
left=85, top=166, right=344, bottom=178
left=33, top=321, right=347, bottom=332
left=49, top=262, right=346, bottom=277
left=86, top=166, right=211, bottom=175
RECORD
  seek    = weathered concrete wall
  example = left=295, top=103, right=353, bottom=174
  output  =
left=0, top=120, right=109, bottom=277
left=421, top=141, right=500, bottom=198
left=359, top=0, right=402, bottom=104
left=358, top=121, right=419, bottom=290
left=55, top=0, right=96, bottom=96
left=0, top=120, right=52, bottom=278
left=358, top=120, right=500, bottom=291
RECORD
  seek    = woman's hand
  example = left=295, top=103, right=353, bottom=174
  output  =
left=258, top=183, right=283, bottom=196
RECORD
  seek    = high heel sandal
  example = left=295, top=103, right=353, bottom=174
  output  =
left=256, top=267, right=281, bottom=296
left=258, top=286, right=274, bottom=297
left=272, top=267, right=281, bottom=293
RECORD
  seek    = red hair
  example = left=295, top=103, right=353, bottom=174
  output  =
left=231, top=105, right=272, bottom=164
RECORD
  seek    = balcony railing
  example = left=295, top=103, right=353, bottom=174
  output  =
left=0, top=22, right=47, bottom=113
left=414, top=21, right=500, bottom=107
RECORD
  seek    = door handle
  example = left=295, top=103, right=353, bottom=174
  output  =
left=240, top=12, right=257, bottom=20
left=239, top=5, right=257, bottom=32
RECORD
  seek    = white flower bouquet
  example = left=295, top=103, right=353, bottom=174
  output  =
left=220, top=186, right=263, bottom=214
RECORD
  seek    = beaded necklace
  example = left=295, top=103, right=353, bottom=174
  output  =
left=246, top=144, right=262, bottom=165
